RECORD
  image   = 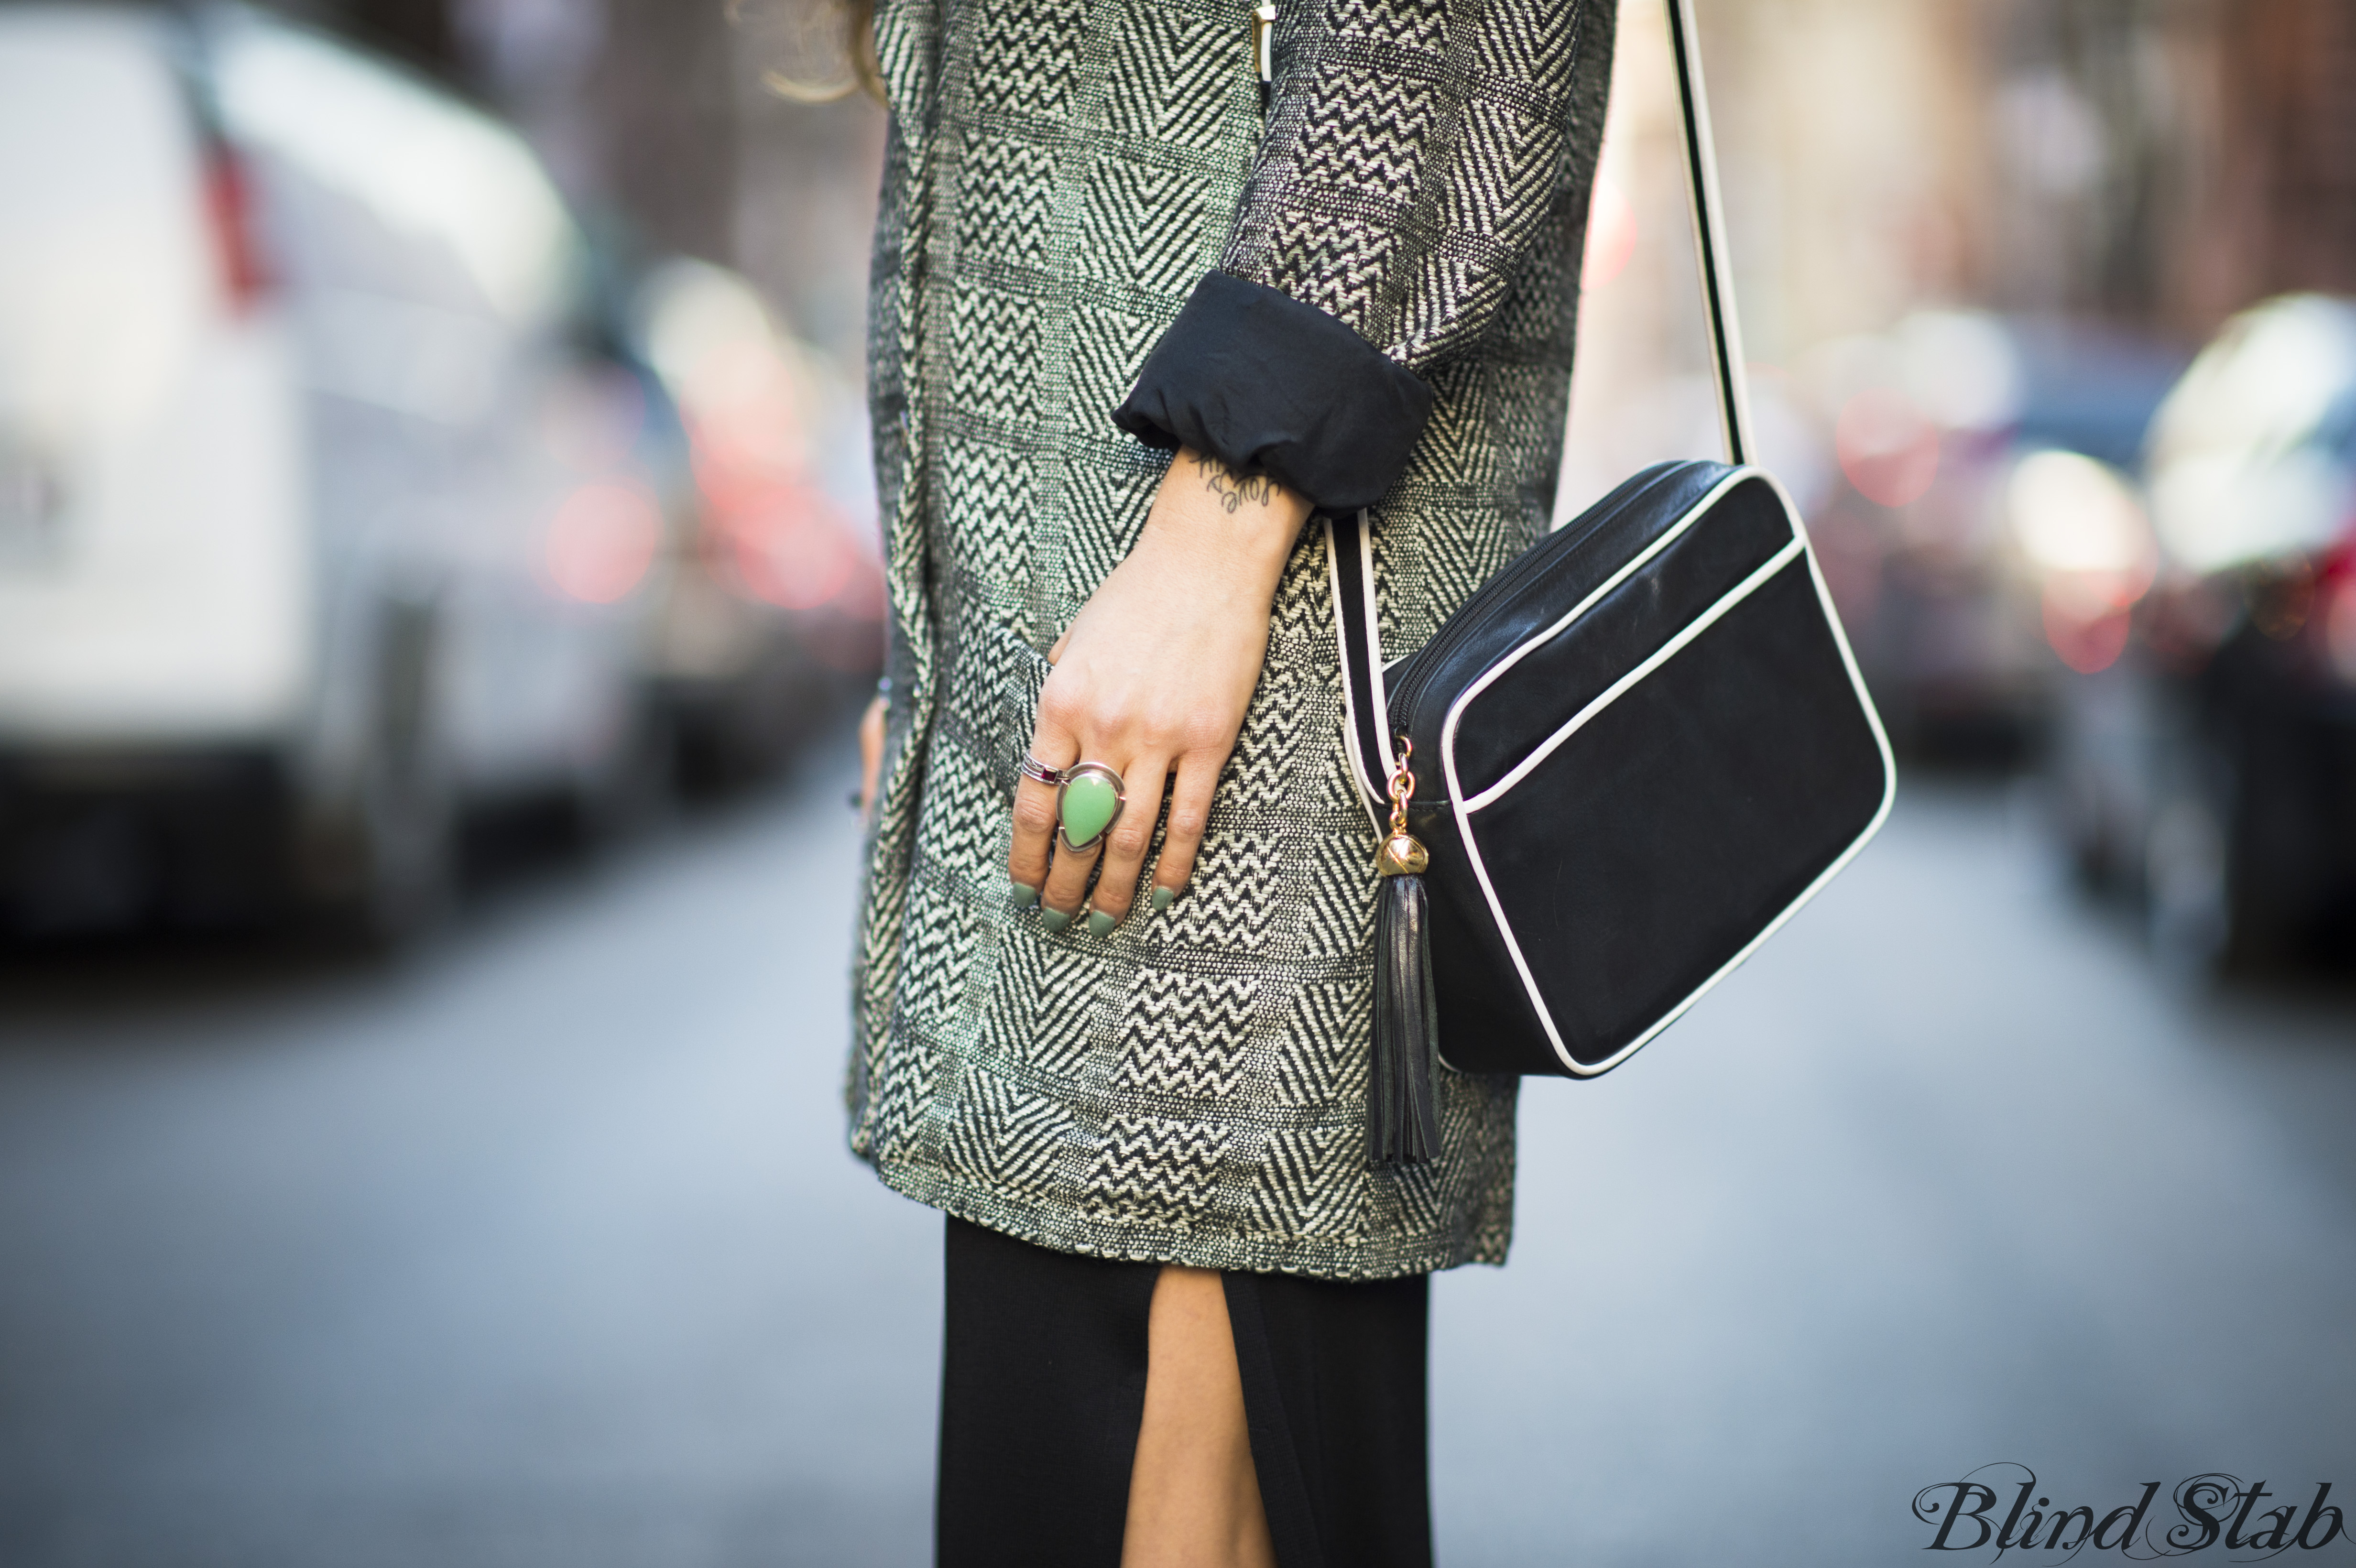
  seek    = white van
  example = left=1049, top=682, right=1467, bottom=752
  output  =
left=0, top=3, right=670, bottom=937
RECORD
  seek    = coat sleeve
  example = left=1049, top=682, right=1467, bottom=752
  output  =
left=1113, top=0, right=1614, bottom=511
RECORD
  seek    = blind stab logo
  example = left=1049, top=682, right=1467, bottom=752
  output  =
left=1914, top=1465, right=2348, bottom=1558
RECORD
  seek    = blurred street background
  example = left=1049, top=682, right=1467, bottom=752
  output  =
left=3, top=0, right=2355, bottom=1564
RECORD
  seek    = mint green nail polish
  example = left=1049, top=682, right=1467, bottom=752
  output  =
left=1011, top=882, right=1040, bottom=908
left=1087, top=910, right=1116, bottom=937
left=1151, top=887, right=1174, bottom=913
left=1040, top=908, right=1072, bottom=933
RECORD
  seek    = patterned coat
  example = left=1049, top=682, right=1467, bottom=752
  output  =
left=848, top=0, right=1617, bottom=1280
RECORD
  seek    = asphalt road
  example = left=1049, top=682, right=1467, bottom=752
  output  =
left=2, top=755, right=2352, bottom=1567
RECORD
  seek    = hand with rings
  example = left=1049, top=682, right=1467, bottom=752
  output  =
left=1011, top=448, right=1311, bottom=935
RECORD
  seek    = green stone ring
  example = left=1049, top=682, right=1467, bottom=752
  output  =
left=1055, top=762, right=1126, bottom=854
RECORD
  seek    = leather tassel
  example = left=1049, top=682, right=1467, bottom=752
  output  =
left=1371, top=862, right=1440, bottom=1166
left=1369, top=739, right=1440, bottom=1169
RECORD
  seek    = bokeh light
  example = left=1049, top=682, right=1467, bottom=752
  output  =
left=2146, top=296, right=2356, bottom=574
left=633, top=258, right=882, bottom=622
left=1835, top=386, right=1940, bottom=507
left=201, top=147, right=270, bottom=313
left=1897, top=310, right=2020, bottom=432
left=2007, top=449, right=2154, bottom=579
left=730, top=489, right=857, bottom=610
left=2040, top=590, right=2133, bottom=674
left=2008, top=450, right=2157, bottom=674
left=1581, top=172, right=1636, bottom=292
left=2327, top=574, right=2356, bottom=683
left=545, top=480, right=662, bottom=603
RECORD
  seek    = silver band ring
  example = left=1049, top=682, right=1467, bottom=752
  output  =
left=1054, top=761, right=1127, bottom=854
left=1018, top=751, right=1066, bottom=788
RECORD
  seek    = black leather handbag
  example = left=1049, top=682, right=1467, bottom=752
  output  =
left=1339, top=0, right=1895, bottom=1165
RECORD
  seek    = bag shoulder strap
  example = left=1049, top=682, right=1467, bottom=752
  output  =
left=1666, top=0, right=1753, bottom=468
left=1328, top=504, right=1399, bottom=823
left=1330, top=0, right=1752, bottom=811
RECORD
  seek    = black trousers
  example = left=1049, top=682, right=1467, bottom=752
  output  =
left=936, top=1217, right=1433, bottom=1568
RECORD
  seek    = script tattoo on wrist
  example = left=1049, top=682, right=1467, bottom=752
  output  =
left=1190, top=452, right=1283, bottom=514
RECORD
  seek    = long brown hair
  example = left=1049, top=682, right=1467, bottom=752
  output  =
left=740, top=0, right=883, bottom=104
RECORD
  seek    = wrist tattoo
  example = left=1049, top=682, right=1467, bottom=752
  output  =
left=1189, top=452, right=1283, bottom=514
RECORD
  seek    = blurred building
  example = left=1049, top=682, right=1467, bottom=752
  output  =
left=1698, top=0, right=2356, bottom=341
left=262, top=0, right=2356, bottom=393
left=1961, top=0, right=2356, bottom=338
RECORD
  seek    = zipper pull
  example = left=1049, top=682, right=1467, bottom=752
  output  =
left=1251, top=3, right=1276, bottom=108
left=1375, top=737, right=1428, bottom=878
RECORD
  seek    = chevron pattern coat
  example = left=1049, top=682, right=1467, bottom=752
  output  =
left=848, top=0, right=1618, bottom=1280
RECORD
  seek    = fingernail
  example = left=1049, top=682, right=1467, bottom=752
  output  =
left=1086, top=910, right=1116, bottom=938
left=1040, top=908, right=1072, bottom=933
left=1150, top=886, right=1174, bottom=913
left=1011, top=882, right=1040, bottom=908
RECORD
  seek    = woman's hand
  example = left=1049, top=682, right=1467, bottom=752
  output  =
left=1011, top=448, right=1311, bottom=932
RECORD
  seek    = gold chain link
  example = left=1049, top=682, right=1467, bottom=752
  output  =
left=1387, top=738, right=1416, bottom=839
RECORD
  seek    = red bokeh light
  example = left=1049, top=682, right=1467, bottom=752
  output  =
left=2326, top=576, right=2356, bottom=682
left=546, top=482, right=663, bottom=604
left=665, top=336, right=884, bottom=620
left=203, top=146, right=271, bottom=315
left=727, top=486, right=859, bottom=610
left=1835, top=387, right=1940, bottom=507
left=2042, top=579, right=2135, bottom=673
left=683, top=395, right=883, bottom=617
left=1582, top=174, right=1636, bottom=291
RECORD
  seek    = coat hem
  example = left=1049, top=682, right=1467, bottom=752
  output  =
left=864, top=1152, right=1508, bottom=1283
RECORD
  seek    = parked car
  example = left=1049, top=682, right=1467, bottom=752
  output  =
left=0, top=1, right=672, bottom=938
left=2041, top=294, right=2356, bottom=970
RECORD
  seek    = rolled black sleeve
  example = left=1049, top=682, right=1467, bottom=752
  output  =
left=1111, top=271, right=1434, bottom=513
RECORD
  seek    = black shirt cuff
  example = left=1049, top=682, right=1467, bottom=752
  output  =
left=1112, top=272, right=1433, bottom=512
